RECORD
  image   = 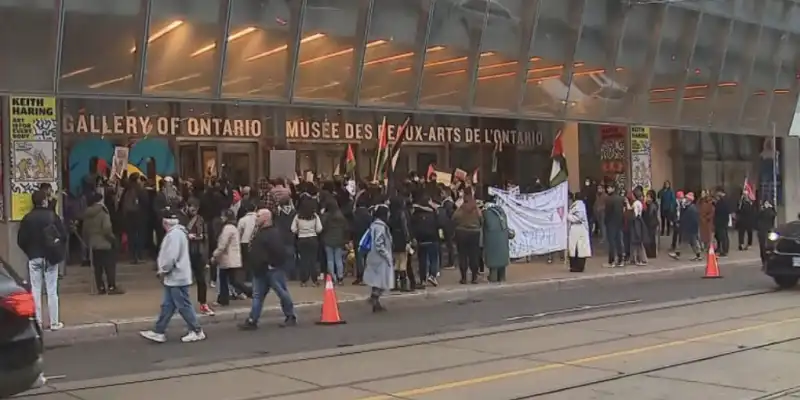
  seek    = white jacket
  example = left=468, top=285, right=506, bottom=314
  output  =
left=237, top=212, right=257, bottom=244
left=291, top=214, right=322, bottom=238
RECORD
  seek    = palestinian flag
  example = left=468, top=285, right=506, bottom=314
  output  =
left=390, top=116, right=411, bottom=172
left=372, top=116, right=389, bottom=182
left=333, top=144, right=357, bottom=177
left=491, top=140, right=502, bottom=173
left=549, top=129, right=568, bottom=187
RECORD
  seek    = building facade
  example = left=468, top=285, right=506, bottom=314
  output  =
left=1, top=0, right=800, bottom=270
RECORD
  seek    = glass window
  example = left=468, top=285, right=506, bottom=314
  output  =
left=645, top=8, right=700, bottom=125
left=417, top=0, right=486, bottom=108
left=763, top=0, right=792, bottom=29
left=58, top=0, right=144, bottom=93
left=710, top=21, right=760, bottom=131
left=520, top=0, right=584, bottom=117
left=741, top=28, right=784, bottom=131
left=768, top=34, right=800, bottom=135
left=673, top=13, right=727, bottom=127
left=472, top=0, right=527, bottom=111
left=0, top=0, right=58, bottom=92
left=221, top=0, right=299, bottom=99
left=564, top=0, right=626, bottom=120
left=605, top=4, right=663, bottom=121
left=142, top=0, right=225, bottom=96
left=292, top=0, right=364, bottom=102
left=359, top=0, right=429, bottom=105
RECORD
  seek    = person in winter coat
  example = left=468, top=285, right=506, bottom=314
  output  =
left=669, top=192, right=701, bottom=261
left=670, top=191, right=685, bottom=251
left=236, top=186, right=257, bottom=220
left=452, top=191, right=483, bottom=284
left=482, top=198, right=512, bottom=282
left=237, top=202, right=258, bottom=281
left=388, top=193, right=414, bottom=291
left=643, top=190, right=660, bottom=258
left=321, top=199, right=349, bottom=284
left=211, top=209, right=249, bottom=306
left=363, top=205, right=393, bottom=312
left=629, top=195, right=648, bottom=266
left=121, top=174, right=149, bottom=263
left=82, top=192, right=124, bottom=295
left=567, top=192, right=592, bottom=272
left=351, top=194, right=373, bottom=285
left=184, top=198, right=213, bottom=316
left=698, top=190, right=715, bottom=251
left=756, top=200, right=777, bottom=265
left=274, top=197, right=297, bottom=280
left=658, top=181, right=676, bottom=236
left=604, top=185, right=625, bottom=267
left=292, top=196, right=323, bottom=286
left=593, top=184, right=607, bottom=240
left=239, top=209, right=297, bottom=330
left=410, top=194, right=441, bottom=287
left=736, top=191, right=756, bottom=250
left=438, top=187, right=457, bottom=270
left=713, top=189, right=732, bottom=256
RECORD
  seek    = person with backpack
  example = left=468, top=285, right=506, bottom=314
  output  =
left=82, top=192, right=124, bottom=295
left=18, top=190, right=68, bottom=330
left=239, top=209, right=297, bottom=330
left=410, top=193, right=441, bottom=288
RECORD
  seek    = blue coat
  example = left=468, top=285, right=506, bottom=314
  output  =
left=680, top=203, right=700, bottom=238
left=482, top=206, right=510, bottom=269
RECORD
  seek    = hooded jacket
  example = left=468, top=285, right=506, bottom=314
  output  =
left=158, top=224, right=192, bottom=287
left=82, top=202, right=116, bottom=250
left=275, top=203, right=297, bottom=245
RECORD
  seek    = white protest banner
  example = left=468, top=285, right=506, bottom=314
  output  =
left=488, top=182, right=568, bottom=258
left=110, top=146, right=129, bottom=181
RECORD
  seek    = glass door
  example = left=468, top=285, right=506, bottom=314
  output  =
left=219, top=144, right=256, bottom=187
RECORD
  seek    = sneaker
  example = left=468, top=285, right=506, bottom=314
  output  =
left=279, top=316, right=297, bottom=328
left=107, top=286, right=125, bottom=295
left=209, top=281, right=216, bottom=289
left=238, top=319, right=258, bottom=331
left=427, top=275, right=439, bottom=287
left=199, top=304, right=215, bottom=316
left=181, top=330, right=206, bottom=343
left=97, top=287, right=107, bottom=295
left=139, top=330, right=167, bottom=343
left=668, top=252, right=679, bottom=260
left=49, top=322, right=64, bottom=331
left=236, top=293, right=248, bottom=301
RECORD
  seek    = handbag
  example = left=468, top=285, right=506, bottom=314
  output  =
left=359, top=228, right=372, bottom=253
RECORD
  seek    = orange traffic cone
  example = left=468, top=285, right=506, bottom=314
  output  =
left=316, top=275, right=346, bottom=325
left=703, top=243, right=722, bottom=279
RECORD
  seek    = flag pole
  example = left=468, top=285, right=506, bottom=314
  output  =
left=772, top=122, right=778, bottom=228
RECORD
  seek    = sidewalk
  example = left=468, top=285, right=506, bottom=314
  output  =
left=43, top=248, right=760, bottom=344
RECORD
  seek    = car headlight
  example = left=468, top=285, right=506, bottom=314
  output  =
left=767, top=232, right=780, bottom=241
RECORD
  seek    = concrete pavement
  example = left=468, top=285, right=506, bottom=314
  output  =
left=43, top=249, right=760, bottom=345
left=19, top=284, right=800, bottom=400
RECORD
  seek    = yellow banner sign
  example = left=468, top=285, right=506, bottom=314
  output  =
left=9, top=97, right=56, bottom=141
left=62, top=114, right=263, bottom=137
left=285, top=120, right=544, bottom=146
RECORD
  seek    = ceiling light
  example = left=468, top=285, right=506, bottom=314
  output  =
left=61, top=67, right=95, bottom=79
left=298, top=39, right=385, bottom=67
left=88, top=74, right=133, bottom=89
left=131, top=20, right=184, bottom=53
left=145, top=73, right=202, bottom=90
left=246, top=33, right=325, bottom=62
left=191, top=27, right=257, bottom=58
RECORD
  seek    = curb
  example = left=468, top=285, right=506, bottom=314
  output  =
left=44, top=257, right=759, bottom=346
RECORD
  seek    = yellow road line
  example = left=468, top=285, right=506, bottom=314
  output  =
left=358, top=317, right=800, bottom=400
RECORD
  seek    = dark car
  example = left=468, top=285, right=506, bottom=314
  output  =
left=763, top=220, right=800, bottom=289
left=0, top=260, right=45, bottom=398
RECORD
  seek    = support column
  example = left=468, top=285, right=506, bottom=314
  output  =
left=781, top=136, right=800, bottom=224
left=561, top=121, right=580, bottom=193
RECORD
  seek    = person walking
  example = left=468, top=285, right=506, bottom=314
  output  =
left=483, top=196, right=512, bottom=282
left=410, top=194, right=441, bottom=287
left=713, top=188, right=732, bottom=256
left=292, top=196, right=323, bottom=286
left=82, top=192, right=124, bottom=295
left=669, top=192, right=702, bottom=261
left=698, top=190, right=715, bottom=252
left=211, top=209, right=249, bottom=306
left=658, top=181, right=676, bottom=236
left=18, top=190, right=68, bottom=330
left=139, top=210, right=206, bottom=343
left=363, top=205, right=393, bottom=312
left=274, top=197, right=297, bottom=280
left=237, top=202, right=258, bottom=281
left=736, top=190, right=756, bottom=251
left=452, top=190, right=483, bottom=284
left=629, top=195, right=648, bottom=266
left=185, top=198, right=213, bottom=316
left=239, top=209, right=297, bottom=330
left=351, top=194, right=373, bottom=285
left=604, top=185, right=625, bottom=267
left=321, top=199, right=348, bottom=285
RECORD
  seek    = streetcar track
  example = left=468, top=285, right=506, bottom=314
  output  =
left=18, top=289, right=783, bottom=398
left=749, top=384, right=800, bottom=400
left=510, top=334, right=800, bottom=399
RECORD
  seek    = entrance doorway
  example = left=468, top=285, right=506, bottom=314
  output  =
left=178, top=142, right=257, bottom=187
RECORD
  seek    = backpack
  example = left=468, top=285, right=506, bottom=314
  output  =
left=42, top=212, right=65, bottom=264
left=122, top=189, right=139, bottom=213
left=412, top=208, right=439, bottom=242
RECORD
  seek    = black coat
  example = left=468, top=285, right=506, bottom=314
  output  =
left=248, top=226, right=286, bottom=276
left=18, top=207, right=67, bottom=262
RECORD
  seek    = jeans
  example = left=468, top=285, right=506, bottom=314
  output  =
left=417, top=242, right=440, bottom=279
left=249, top=269, right=296, bottom=324
left=216, top=268, right=250, bottom=306
left=28, top=258, right=59, bottom=326
left=154, top=285, right=201, bottom=334
left=91, top=248, right=116, bottom=290
left=324, top=246, right=344, bottom=280
left=606, top=226, right=623, bottom=263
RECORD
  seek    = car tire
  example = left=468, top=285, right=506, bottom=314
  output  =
left=773, top=276, right=799, bottom=289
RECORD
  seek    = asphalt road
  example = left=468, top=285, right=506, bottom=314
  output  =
left=43, top=264, right=777, bottom=383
